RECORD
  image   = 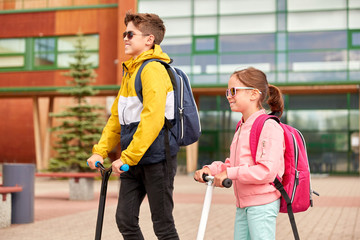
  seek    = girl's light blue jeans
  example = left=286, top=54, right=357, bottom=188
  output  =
left=234, top=199, right=280, bottom=240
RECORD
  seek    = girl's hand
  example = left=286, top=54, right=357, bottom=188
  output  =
left=214, top=170, right=229, bottom=188
left=194, top=167, right=212, bottom=183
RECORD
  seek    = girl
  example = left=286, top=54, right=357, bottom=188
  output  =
left=194, top=67, right=285, bottom=240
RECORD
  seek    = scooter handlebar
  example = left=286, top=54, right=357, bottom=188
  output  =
left=202, top=173, right=232, bottom=188
left=87, top=161, right=129, bottom=172
left=95, top=161, right=129, bottom=172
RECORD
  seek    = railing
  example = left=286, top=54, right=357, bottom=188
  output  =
left=0, top=0, right=117, bottom=11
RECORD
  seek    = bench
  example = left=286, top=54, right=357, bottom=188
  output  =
left=0, top=185, right=23, bottom=201
left=35, top=172, right=102, bottom=201
left=1, top=172, right=102, bottom=181
left=0, top=185, right=23, bottom=228
left=1, top=171, right=115, bottom=201
left=35, top=172, right=101, bottom=182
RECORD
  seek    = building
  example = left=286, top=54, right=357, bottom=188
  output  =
left=1, top=0, right=359, bottom=174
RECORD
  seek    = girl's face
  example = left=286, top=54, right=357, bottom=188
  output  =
left=227, top=75, right=251, bottom=113
left=227, top=75, right=260, bottom=119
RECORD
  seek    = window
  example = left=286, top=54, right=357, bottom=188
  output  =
left=349, top=10, right=360, bottom=29
left=220, top=0, right=276, bottom=14
left=288, top=51, right=348, bottom=71
left=193, top=54, right=217, bottom=74
left=161, top=37, right=192, bottom=54
left=138, top=0, right=191, bottom=18
left=277, top=13, right=286, bottom=31
left=288, top=110, right=348, bottom=131
left=0, top=38, right=26, bottom=68
left=220, top=33, right=275, bottom=52
left=165, top=18, right=192, bottom=37
left=57, top=35, right=99, bottom=68
left=287, top=0, right=346, bottom=11
left=194, top=0, right=217, bottom=16
left=349, top=30, right=360, bottom=49
left=193, top=36, right=218, bottom=53
left=277, top=33, right=286, bottom=51
left=350, top=0, right=360, bottom=8
left=288, top=94, right=348, bottom=110
left=34, top=37, right=56, bottom=68
left=220, top=14, right=276, bottom=34
left=220, top=53, right=275, bottom=73
left=288, top=11, right=347, bottom=32
left=194, top=17, right=217, bottom=35
left=288, top=31, right=347, bottom=50
left=0, top=34, right=99, bottom=72
left=349, top=50, right=360, bottom=80
left=277, top=0, right=286, bottom=11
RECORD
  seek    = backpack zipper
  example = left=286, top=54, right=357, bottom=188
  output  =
left=178, top=74, right=184, bottom=140
left=181, top=69, right=201, bottom=133
left=291, top=133, right=299, bottom=203
left=297, top=129, right=316, bottom=206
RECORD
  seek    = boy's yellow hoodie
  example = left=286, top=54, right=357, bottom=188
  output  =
left=92, top=45, right=177, bottom=166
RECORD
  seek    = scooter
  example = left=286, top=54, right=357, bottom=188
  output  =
left=93, top=161, right=129, bottom=240
left=196, top=174, right=232, bottom=240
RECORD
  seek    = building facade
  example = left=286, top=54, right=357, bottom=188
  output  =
left=137, top=0, right=360, bottom=174
left=1, top=0, right=360, bottom=174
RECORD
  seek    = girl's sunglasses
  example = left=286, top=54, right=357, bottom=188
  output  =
left=226, top=87, right=262, bottom=97
left=123, top=31, right=150, bottom=40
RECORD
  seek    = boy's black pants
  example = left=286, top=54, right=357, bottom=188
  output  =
left=116, top=156, right=179, bottom=240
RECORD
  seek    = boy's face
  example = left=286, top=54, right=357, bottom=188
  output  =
left=124, top=22, right=153, bottom=59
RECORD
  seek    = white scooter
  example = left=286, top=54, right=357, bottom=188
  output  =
left=196, top=174, right=232, bottom=240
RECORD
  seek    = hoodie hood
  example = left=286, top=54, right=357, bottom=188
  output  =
left=122, top=44, right=171, bottom=76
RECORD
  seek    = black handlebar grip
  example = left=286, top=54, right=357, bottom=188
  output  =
left=202, top=173, right=208, bottom=182
left=202, top=173, right=232, bottom=188
left=222, top=178, right=232, bottom=188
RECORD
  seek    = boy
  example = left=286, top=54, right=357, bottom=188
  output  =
left=87, top=12, right=180, bottom=240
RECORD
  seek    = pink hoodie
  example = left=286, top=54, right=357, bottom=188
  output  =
left=206, top=109, right=285, bottom=208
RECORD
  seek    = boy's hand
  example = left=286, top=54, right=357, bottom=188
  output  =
left=87, top=154, right=103, bottom=169
left=112, top=159, right=127, bottom=174
left=214, top=170, right=228, bottom=188
left=194, top=167, right=212, bottom=183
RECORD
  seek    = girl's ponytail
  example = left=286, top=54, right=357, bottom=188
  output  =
left=267, top=84, right=284, bottom=117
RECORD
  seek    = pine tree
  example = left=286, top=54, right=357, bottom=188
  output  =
left=49, top=33, right=106, bottom=172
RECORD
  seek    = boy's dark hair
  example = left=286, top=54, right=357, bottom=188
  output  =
left=125, top=11, right=166, bottom=45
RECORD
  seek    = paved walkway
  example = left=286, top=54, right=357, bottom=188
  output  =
left=0, top=174, right=359, bottom=240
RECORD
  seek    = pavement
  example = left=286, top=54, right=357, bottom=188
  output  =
left=0, top=174, right=359, bottom=240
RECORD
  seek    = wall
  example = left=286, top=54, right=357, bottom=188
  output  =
left=0, top=6, right=119, bottom=164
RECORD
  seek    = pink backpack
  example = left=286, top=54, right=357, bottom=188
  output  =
left=247, top=113, right=319, bottom=240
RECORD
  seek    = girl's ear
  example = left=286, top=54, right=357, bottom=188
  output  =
left=250, top=90, right=260, bottom=102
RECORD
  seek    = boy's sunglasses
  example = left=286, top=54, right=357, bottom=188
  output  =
left=123, top=31, right=150, bottom=40
left=226, top=87, right=262, bottom=97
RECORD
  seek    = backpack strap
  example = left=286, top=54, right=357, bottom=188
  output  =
left=249, top=114, right=280, bottom=164
left=274, top=177, right=300, bottom=240
left=135, top=59, right=170, bottom=103
left=134, top=59, right=174, bottom=164
left=235, top=120, right=242, bottom=133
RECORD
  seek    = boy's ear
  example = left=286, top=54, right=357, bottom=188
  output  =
left=146, top=34, right=155, bottom=46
